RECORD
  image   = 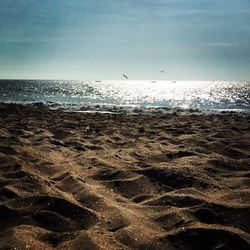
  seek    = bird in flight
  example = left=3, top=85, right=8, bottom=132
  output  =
left=122, top=74, right=128, bottom=79
left=160, top=70, right=166, bottom=73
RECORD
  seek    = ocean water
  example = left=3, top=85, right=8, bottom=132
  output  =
left=0, top=80, right=249, bottom=114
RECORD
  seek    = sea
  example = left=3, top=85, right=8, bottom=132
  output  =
left=0, top=80, right=249, bottom=114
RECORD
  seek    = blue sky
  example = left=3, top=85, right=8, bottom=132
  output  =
left=0, top=0, right=249, bottom=80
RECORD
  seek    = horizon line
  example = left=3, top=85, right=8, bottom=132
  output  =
left=0, top=78, right=249, bottom=82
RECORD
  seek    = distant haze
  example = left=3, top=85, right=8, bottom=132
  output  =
left=0, top=0, right=250, bottom=80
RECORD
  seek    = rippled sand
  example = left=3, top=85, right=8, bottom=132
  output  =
left=0, top=103, right=249, bottom=249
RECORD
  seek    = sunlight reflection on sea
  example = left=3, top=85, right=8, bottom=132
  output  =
left=0, top=80, right=249, bottom=111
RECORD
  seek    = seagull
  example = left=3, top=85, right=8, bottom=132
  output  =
left=122, top=74, right=128, bottom=79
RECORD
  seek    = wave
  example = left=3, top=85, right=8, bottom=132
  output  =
left=2, top=101, right=249, bottom=116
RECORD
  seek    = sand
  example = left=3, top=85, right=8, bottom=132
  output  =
left=0, top=103, right=249, bottom=250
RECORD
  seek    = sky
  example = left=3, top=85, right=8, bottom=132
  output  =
left=0, top=0, right=250, bottom=80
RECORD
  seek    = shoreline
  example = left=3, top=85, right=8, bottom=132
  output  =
left=1, top=101, right=250, bottom=116
left=0, top=103, right=249, bottom=249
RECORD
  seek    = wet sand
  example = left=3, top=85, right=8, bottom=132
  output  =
left=0, top=103, right=249, bottom=249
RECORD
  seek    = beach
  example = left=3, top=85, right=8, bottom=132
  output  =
left=0, top=102, right=249, bottom=249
